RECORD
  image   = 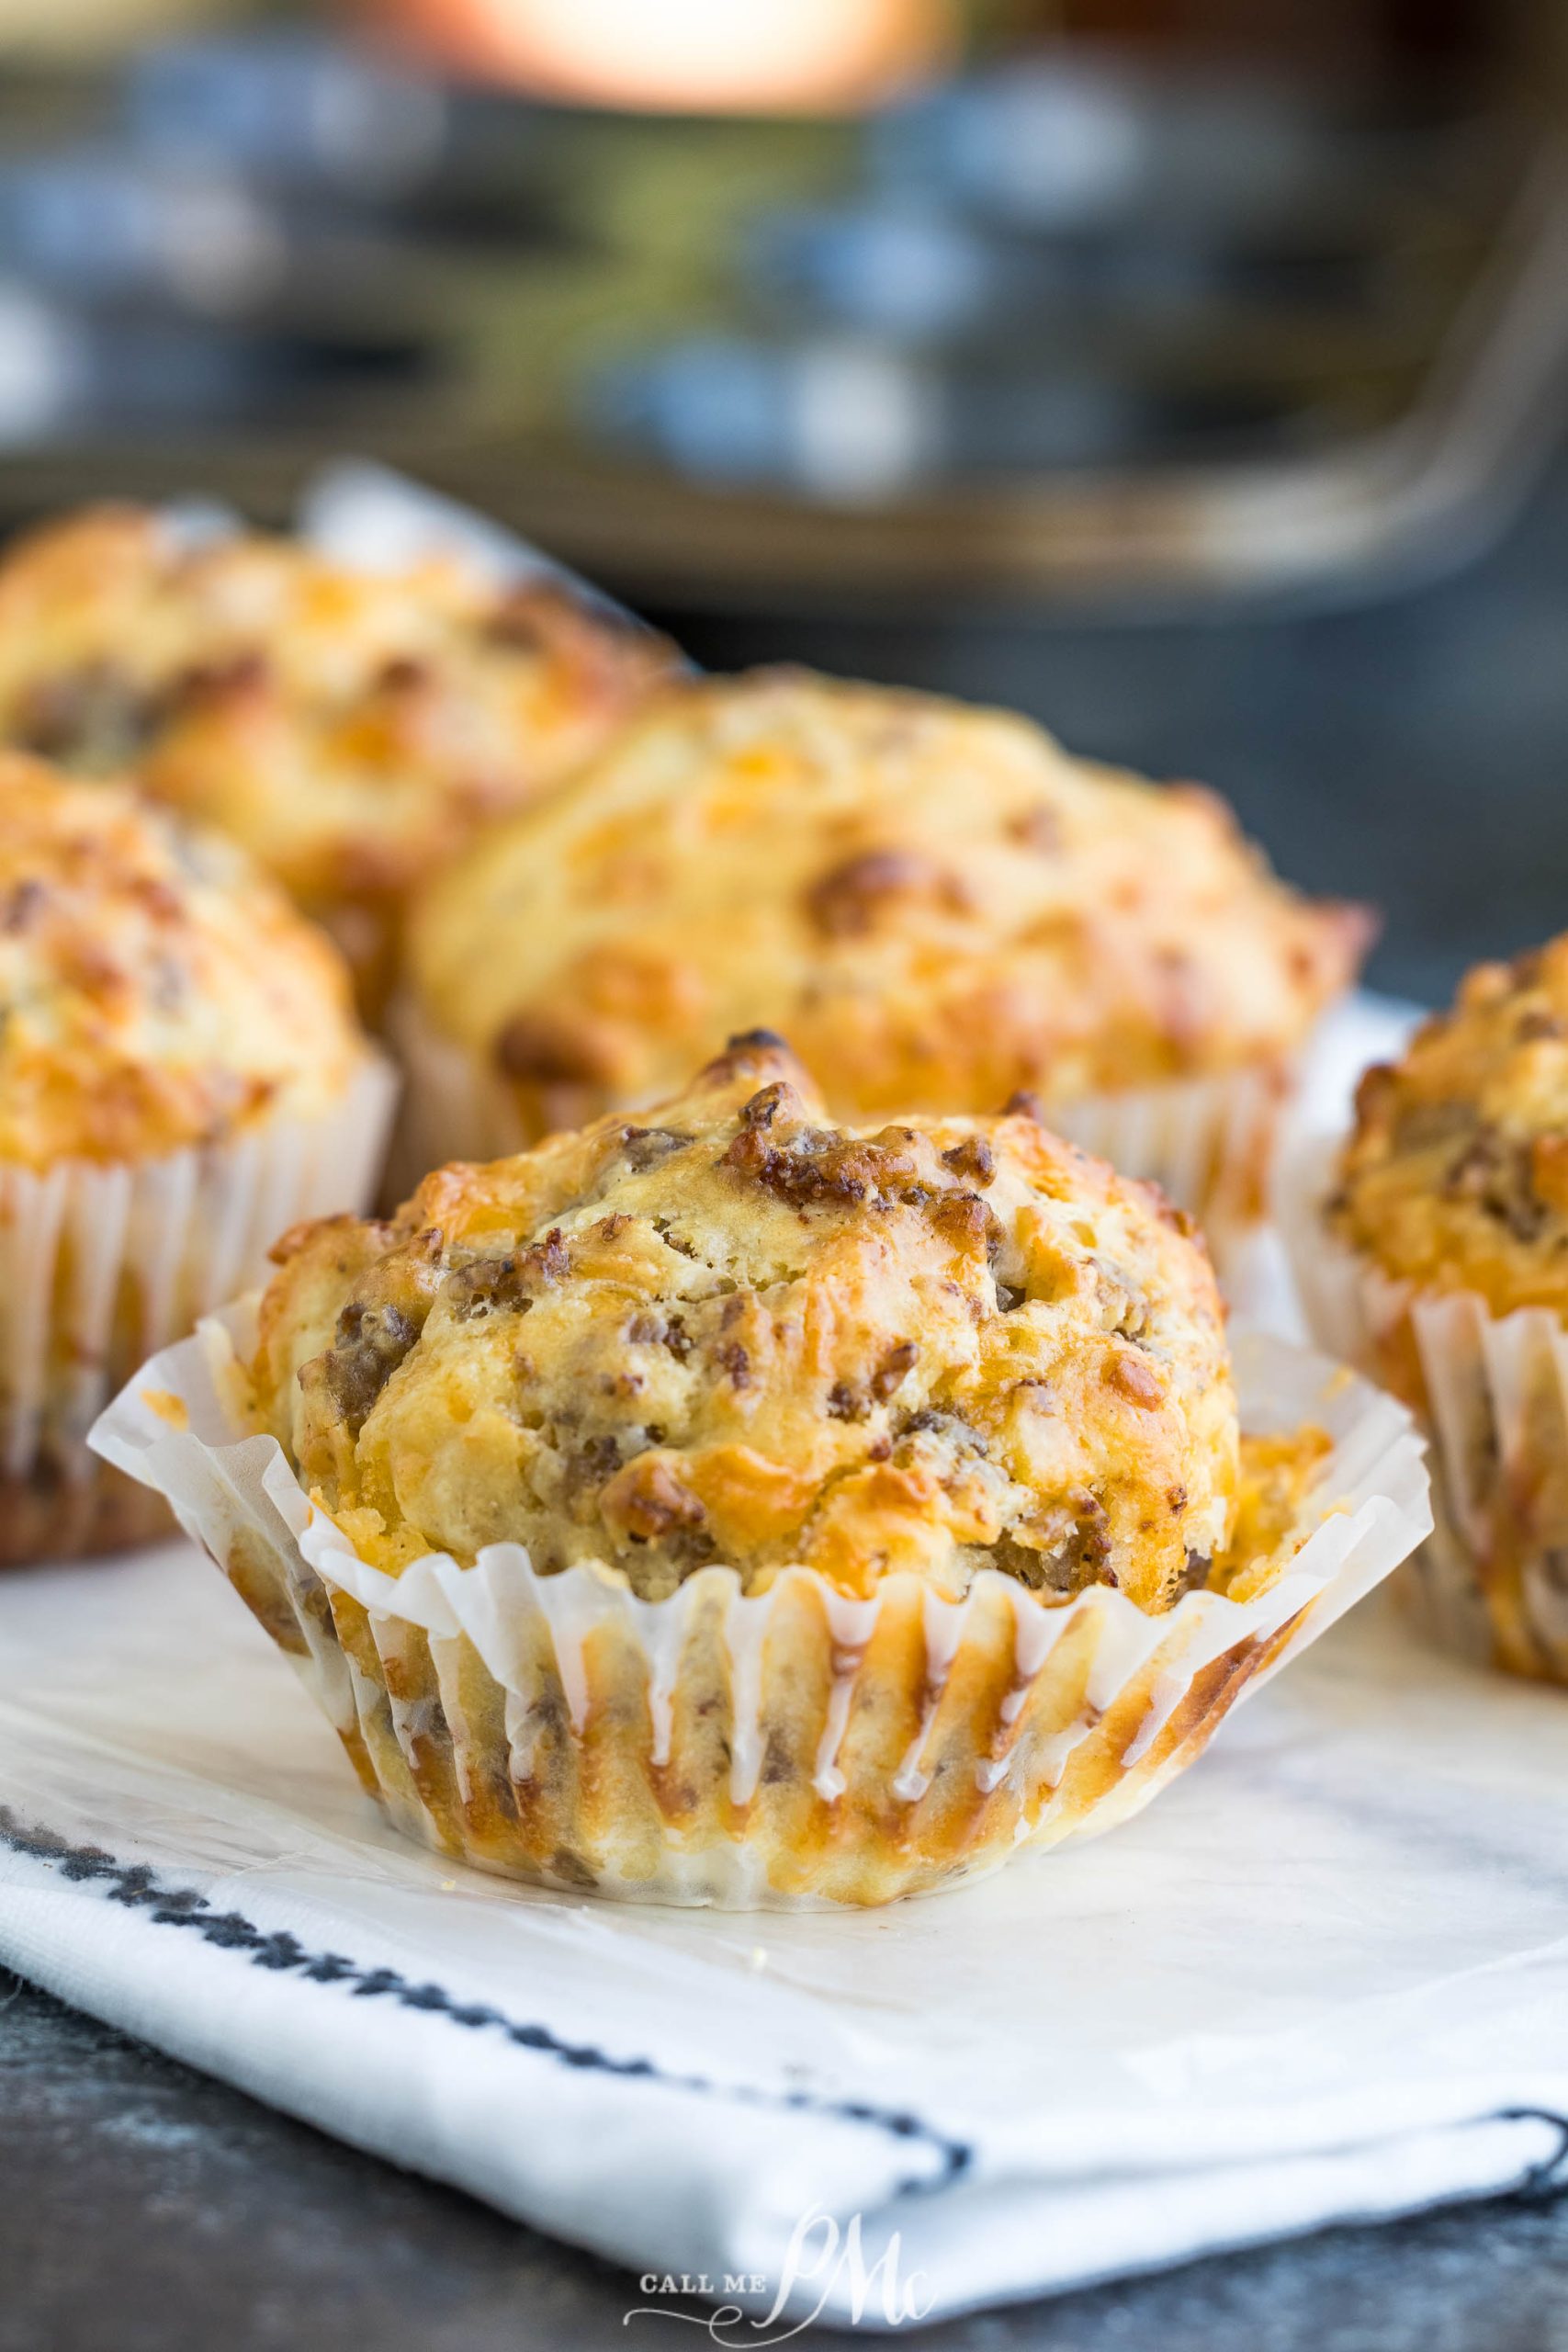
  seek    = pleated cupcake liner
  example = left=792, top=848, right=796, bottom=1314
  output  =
left=0, top=1055, right=397, bottom=1563
left=91, top=1309, right=1429, bottom=1905
left=1285, top=1135, right=1568, bottom=1678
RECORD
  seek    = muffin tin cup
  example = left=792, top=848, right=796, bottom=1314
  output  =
left=1286, top=1137, right=1568, bottom=1678
left=90, top=1314, right=1428, bottom=1906
left=385, top=992, right=1293, bottom=1267
left=1, top=1055, right=398, bottom=1566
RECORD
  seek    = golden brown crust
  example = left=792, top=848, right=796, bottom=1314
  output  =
left=0, top=754, right=369, bottom=1166
left=1331, top=935, right=1568, bottom=1318
left=406, top=670, right=1371, bottom=1137
left=0, top=506, right=675, bottom=997
left=246, top=1035, right=1240, bottom=1610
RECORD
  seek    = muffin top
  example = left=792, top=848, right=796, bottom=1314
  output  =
left=245, top=1032, right=1241, bottom=1606
left=0, top=505, right=673, bottom=932
left=406, top=670, right=1370, bottom=1136
left=0, top=752, right=369, bottom=1167
left=1331, top=936, right=1568, bottom=1318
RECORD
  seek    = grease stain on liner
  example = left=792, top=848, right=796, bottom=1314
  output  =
left=90, top=1305, right=1430, bottom=1910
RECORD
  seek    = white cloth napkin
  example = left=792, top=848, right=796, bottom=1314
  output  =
left=7, top=1551, right=1568, bottom=2331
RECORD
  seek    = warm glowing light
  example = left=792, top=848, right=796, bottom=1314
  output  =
left=396, top=0, right=953, bottom=111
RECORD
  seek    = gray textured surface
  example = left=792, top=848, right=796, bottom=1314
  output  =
left=5, top=1964, right=1568, bottom=2352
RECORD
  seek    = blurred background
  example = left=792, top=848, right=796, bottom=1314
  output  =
left=0, top=0, right=1563, bottom=1001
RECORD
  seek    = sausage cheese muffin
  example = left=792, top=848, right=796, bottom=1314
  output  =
left=252, top=1035, right=1242, bottom=1606
left=1295, top=934, right=1568, bottom=1678
left=398, top=670, right=1370, bottom=1253
left=0, top=752, right=393, bottom=1561
left=96, top=1035, right=1427, bottom=1905
left=0, top=504, right=675, bottom=1010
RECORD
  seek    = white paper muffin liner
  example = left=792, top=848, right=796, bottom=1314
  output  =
left=91, top=1310, right=1429, bottom=1906
left=386, top=992, right=1294, bottom=1274
left=1285, top=1135, right=1568, bottom=1677
left=0, top=1056, right=397, bottom=1562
